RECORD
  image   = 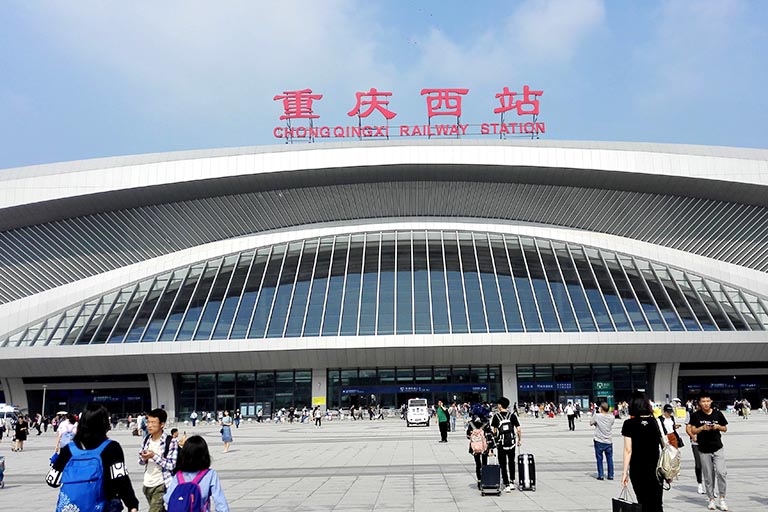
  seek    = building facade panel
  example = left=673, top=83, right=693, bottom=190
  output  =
left=1, top=141, right=767, bottom=419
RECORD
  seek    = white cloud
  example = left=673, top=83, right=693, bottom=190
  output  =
left=406, top=0, right=605, bottom=86
left=23, top=1, right=396, bottom=117
left=508, top=0, right=606, bottom=61
left=633, top=0, right=755, bottom=106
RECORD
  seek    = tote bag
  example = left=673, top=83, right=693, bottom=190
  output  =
left=612, top=486, right=643, bottom=512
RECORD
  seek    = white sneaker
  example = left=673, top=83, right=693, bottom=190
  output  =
left=698, top=483, right=706, bottom=494
left=504, top=485, right=514, bottom=493
left=708, top=499, right=716, bottom=510
left=718, top=499, right=728, bottom=511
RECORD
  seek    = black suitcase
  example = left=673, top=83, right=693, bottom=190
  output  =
left=481, top=461, right=502, bottom=495
left=517, top=453, right=536, bottom=491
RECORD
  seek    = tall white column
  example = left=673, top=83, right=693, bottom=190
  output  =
left=148, top=374, right=176, bottom=422
left=652, top=363, right=680, bottom=403
left=312, top=368, right=327, bottom=411
left=0, top=377, right=27, bottom=411
left=501, top=365, right=518, bottom=406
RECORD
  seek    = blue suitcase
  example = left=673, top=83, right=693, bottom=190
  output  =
left=481, top=461, right=501, bottom=495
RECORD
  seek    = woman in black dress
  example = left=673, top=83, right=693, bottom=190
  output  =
left=14, top=415, right=29, bottom=452
left=621, top=393, right=664, bottom=512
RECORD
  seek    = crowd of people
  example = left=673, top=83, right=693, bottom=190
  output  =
left=43, top=404, right=230, bottom=512
left=0, top=390, right=760, bottom=510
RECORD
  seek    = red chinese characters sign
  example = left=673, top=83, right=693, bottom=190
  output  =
left=273, top=86, right=545, bottom=140
left=347, top=88, right=397, bottom=120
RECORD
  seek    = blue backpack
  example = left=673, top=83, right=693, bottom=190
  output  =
left=56, top=439, right=112, bottom=512
left=167, top=469, right=210, bottom=512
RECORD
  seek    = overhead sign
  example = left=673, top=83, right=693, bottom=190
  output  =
left=273, top=86, right=545, bottom=141
left=340, top=383, right=489, bottom=395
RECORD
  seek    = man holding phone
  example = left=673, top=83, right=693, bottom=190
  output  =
left=138, top=408, right=178, bottom=512
left=689, top=394, right=729, bottom=511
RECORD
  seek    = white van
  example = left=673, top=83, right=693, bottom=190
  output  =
left=0, top=403, right=18, bottom=424
left=406, top=398, right=430, bottom=427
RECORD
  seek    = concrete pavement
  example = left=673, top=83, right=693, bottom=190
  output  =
left=1, top=410, right=766, bottom=511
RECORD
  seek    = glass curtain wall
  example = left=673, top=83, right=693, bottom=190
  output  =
left=175, top=370, right=311, bottom=418
left=517, top=363, right=650, bottom=407
left=326, top=365, right=502, bottom=409
left=8, top=231, right=768, bottom=347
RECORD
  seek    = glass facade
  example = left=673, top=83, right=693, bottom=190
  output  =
left=5, top=230, right=768, bottom=347
left=516, top=363, right=650, bottom=407
left=174, top=370, right=311, bottom=418
left=326, top=365, right=502, bottom=409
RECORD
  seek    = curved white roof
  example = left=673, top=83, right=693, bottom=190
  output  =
left=2, top=140, right=768, bottom=214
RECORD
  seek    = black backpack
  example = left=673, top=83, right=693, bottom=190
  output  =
left=497, top=412, right=516, bottom=450
left=142, top=433, right=173, bottom=459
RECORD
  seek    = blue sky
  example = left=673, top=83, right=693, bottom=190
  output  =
left=1, top=0, right=767, bottom=169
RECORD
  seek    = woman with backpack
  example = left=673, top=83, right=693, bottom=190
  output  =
left=46, top=403, right=139, bottom=512
left=466, top=404, right=495, bottom=489
left=164, top=435, right=230, bottom=512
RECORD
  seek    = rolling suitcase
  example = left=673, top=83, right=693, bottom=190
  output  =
left=517, top=453, right=536, bottom=491
left=480, top=457, right=502, bottom=496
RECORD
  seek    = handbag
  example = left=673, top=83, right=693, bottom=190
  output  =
left=655, top=419, right=681, bottom=488
left=612, top=485, right=642, bottom=512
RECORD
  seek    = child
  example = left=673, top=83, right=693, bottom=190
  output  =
left=164, top=435, right=229, bottom=512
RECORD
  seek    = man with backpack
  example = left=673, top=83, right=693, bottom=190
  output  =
left=139, top=408, right=179, bottom=512
left=490, top=397, right=522, bottom=493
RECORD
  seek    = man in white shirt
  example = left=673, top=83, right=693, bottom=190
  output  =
left=589, top=402, right=615, bottom=480
left=565, top=402, right=576, bottom=431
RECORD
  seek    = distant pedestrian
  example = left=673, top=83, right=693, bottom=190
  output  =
left=13, top=415, right=29, bottom=452
left=565, top=402, right=576, bottom=431
left=56, top=413, right=78, bottom=453
left=234, top=410, right=241, bottom=429
left=220, top=411, right=233, bottom=453
left=313, top=406, right=322, bottom=428
left=449, top=402, right=459, bottom=432
left=164, top=435, right=230, bottom=512
left=436, top=400, right=450, bottom=443
left=589, top=402, right=615, bottom=480
left=190, top=410, right=198, bottom=427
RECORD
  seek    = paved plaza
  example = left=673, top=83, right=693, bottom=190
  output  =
left=1, top=411, right=767, bottom=511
